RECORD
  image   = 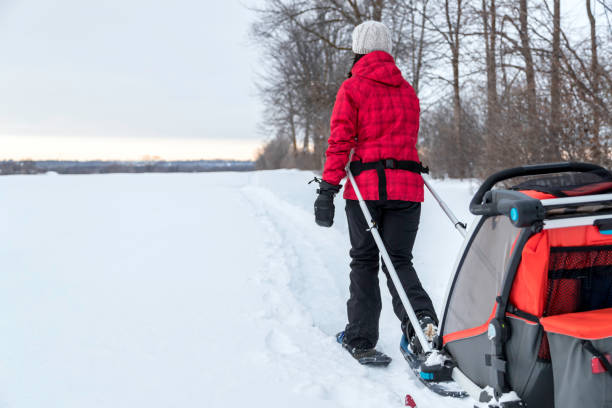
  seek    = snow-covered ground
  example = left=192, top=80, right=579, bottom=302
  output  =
left=0, top=170, right=478, bottom=408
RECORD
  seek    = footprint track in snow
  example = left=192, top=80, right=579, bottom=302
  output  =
left=265, top=329, right=301, bottom=355
left=241, top=185, right=349, bottom=334
left=238, top=176, right=474, bottom=408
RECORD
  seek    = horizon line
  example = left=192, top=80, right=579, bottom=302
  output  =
left=0, top=157, right=255, bottom=162
left=0, top=135, right=263, bottom=162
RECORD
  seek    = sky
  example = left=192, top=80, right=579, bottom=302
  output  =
left=0, top=0, right=263, bottom=161
left=0, top=0, right=603, bottom=161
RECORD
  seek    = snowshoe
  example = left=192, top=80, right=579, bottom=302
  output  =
left=336, top=331, right=392, bottom=366
left=399, top=334, right=468, bottom=398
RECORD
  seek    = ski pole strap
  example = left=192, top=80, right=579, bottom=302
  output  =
left=349, top=159, right=429, bottom=201
left=582, top=340, right=612, bottom=377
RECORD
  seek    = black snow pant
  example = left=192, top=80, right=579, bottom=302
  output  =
left=343, top=199, right=437, bottom=347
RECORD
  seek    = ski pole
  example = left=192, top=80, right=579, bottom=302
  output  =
left=345, top=150, right=431, bottom=354
left=346, top=155, right=492, bottom=403
left=422, top=176, right=467, bottom=238
left=345, top=153, right=492, bottom=403
left=422, top=176, right=496, bottom=403
left=424, top=176, right=501, bottom=273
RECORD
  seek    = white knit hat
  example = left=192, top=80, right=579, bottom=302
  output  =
left=352, top=20, right=392, bottom=55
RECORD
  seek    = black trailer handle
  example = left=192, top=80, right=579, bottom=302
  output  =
left=470, top=162, right=606, bottom=215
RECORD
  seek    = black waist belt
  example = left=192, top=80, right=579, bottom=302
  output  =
left=349, top=159, right=429, bottom=201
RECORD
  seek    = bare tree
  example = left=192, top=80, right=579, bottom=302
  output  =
left=446, top=0, right=466, bottom=177
left=422, top=0, right=472, bottom=177
left=548, top=0, right=562, bottom=160
left=517, top=0, right=539, bottom=154
left=586, top=0, right=601, bottom=162
left=481, top=0, right=499, bottom=169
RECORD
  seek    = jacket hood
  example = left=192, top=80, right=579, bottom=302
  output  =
left=351, top=51, right=404, bottom=87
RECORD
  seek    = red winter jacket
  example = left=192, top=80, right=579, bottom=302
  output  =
left=322, top=51, right=424, bottom=202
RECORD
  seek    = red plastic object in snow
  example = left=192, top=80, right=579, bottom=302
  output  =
left=405, top=394, right=416, bottom=407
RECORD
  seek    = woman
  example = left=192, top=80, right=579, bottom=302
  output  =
left=314, top=21, right=438, bottom=362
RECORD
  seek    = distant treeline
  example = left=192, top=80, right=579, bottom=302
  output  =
left=0, top=160, right=255, bottom=175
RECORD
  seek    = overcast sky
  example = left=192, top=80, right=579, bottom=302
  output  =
left=0, top=0, right=602, bottom=161
left=0, top=0, right=263, bottom=160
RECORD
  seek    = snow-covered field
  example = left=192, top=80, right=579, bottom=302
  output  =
left=0, top=170, right=478, bottom=408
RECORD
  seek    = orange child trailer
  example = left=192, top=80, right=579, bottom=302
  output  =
left=434, top=163, right=612, bottom=407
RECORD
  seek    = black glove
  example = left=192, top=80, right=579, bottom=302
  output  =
left=313, top=179, right=341, bottom=227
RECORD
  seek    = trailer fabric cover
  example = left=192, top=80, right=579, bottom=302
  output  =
left=547, top=331, right=612, bottom=408
left=540, top=308, right=612, bottom=340
left=443, top=216, right=518, bottom=342
left=512, top=170, right=612, bottom=197
left=505, top=316, right=554, bottom=408
left=541, top=310, right=612, bottom=408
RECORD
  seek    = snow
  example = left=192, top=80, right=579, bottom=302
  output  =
left=473, top=387, right=520, bottom=407
left=424, top=350, right=451, bottom=367
left=0, top=170, right=478, bottom=408
left=499, top=391, right=521, bottom=403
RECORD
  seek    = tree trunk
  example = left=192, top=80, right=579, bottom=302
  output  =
left=413, top=0, right=429, bottom=95
left=549, top=0, right=561, bottom=161
left=586, top=0, right=601, bottom=162
left=452, top=52, right=461, bottom=175
left=445, top=0, right=463, bottom=177
left=518, top=0, right=538, bottom=160
left=482, top=0, right=498, bottom=171
left=371, top=0, right=384, bottom=21
left=288, top=98, right=298, bottom=156
left=303, top=123, right=310, bottom=152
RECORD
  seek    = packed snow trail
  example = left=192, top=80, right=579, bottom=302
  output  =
left=0, top=171, right=476, bottom=408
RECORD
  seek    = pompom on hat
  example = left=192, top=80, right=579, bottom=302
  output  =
left=352, top=20, right=392, bottom=55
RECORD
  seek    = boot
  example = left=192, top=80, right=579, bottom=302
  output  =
left=402, top=315, right=438, bottom=355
